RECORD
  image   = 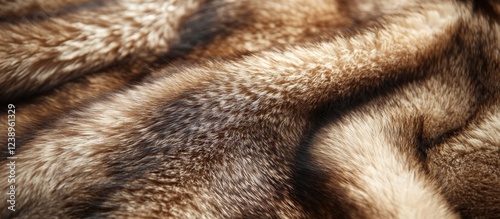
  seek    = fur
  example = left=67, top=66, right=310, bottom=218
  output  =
left=0, top=0, right=201, bottom=100
left=0, top=0, right=498, bottom=218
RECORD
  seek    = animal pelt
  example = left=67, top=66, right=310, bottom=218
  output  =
left=0, top=0, right=498, bottom=218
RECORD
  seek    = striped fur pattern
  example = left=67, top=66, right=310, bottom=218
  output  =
left=0, top=0, right=499, bottom=218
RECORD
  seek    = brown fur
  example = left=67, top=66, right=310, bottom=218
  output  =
left=0, top=0, right=201, bottom=100
left=0, top=0, right=93, bottom=18
left=309, top=18, right=498, bottom=216
left=0, top=0, right=498, bottom=218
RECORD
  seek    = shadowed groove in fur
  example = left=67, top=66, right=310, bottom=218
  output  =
left=57, top=116, right=164, bottom=217
left=0, top=59, right=152, bottom=161
left=0, top=0, right=115, bottom=22
left=292, top=93, right=383, bottom=218
left=290, top=68, right=431, bottom=218
left=157, top=0, right=254, bottom=63
left=291, top=17, right=496, bottom=214
left=414, top=24, right=492, bottom=163
left=427, top=95, right=500, bottom=218
left=462, top=0, right=500, bottom=20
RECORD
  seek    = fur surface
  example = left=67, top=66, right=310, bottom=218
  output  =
left=0, top=0, right=499, bottom=218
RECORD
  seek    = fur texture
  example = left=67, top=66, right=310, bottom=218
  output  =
left=0, top=0, right=201, bottom=100
left=0, top=0, right=498, bottom=218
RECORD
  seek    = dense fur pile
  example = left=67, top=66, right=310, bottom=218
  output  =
left=0, top=0, right=499, bottom=218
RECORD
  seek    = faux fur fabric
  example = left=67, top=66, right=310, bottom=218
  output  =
left=0, top=0, right=498, bottom=218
